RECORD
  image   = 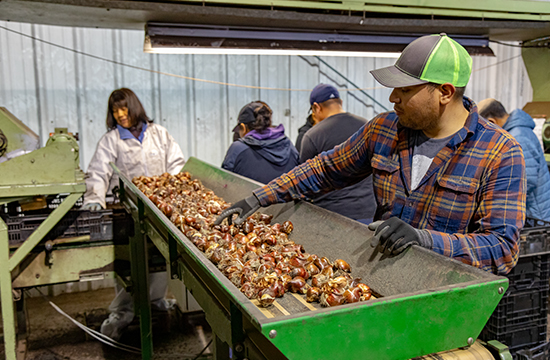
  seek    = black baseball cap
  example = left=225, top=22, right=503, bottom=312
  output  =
left=370, top=33, right=472, bottom=88
left=309, top=84, right=340, bottom=106
left=232, top=101, right=263, bottom=132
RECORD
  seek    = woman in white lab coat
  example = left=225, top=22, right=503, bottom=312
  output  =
left=82, top=88, right=185, bottom=340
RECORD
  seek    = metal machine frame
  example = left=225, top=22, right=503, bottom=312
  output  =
left=0, top=126, right=85, bottom=359
left=0, top=109, right=121, bottom=360
left=115, top=157, right=509, bottom=360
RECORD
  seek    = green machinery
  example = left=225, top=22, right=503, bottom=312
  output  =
left=114, top=157, right=511, bottom=360
left=0, top=108, right=119, bottom=360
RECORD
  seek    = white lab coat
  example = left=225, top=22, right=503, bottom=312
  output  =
left=83, top=122, right=185, bottom=208
left=84, top=123, right=184, bottom=333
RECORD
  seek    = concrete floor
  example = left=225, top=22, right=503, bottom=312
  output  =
left=0, top=288, right=213, bottom=360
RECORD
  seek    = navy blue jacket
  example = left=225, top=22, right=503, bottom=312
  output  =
left=222, top=125, right=299, bottom=184
left=504, top=109, right=550, bottom=221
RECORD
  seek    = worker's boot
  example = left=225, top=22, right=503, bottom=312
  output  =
left=100, top=310, right=134, bottom=341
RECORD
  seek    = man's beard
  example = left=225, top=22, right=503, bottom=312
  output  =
left=397, top=108, right=439, bottom=132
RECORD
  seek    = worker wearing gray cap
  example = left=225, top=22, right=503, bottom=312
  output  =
left=216, top=33, right=526, bottom=276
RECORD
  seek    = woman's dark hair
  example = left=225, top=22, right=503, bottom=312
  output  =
left=106, top=88, right=150, bottom=129
left=246, top=100, right=272, bottom=132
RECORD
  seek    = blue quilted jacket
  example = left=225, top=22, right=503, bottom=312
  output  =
left=504, top=109, right=550, bottom=221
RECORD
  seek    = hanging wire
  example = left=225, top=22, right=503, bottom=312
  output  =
left=192, top=339, right=213, bottom=360
left=1, top=24, right=524, bottom=94
left=29, top=288, right=141, bottom=354
left=0, top=24, right=383, bottom=92
left=28, top=287, right=215, bottom=358
left=472, top=54, right=522, bottom=73
left=489, top=38, right=550, bottom=48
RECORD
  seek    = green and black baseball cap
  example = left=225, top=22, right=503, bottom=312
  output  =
left=370, top=33, right=472, bottom=88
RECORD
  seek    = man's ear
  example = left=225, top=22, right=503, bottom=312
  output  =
left=439, top=83, right=456, bottom=105
left=312, top=103, right=320, bottom=113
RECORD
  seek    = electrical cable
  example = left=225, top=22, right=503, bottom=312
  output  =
left=0, top=24, right=525, bottom=96
left=28, top=288, right=142, bottom=354
left=0, top=24, right=528, bottom=109
left=472, top=54, right=522, bottom=73
left=27, top=287, right=214, bottom=359
left=0, top=24, right=382, bottom=93
left=192, top=338, right=213, bottom=360
left=47, top=301, right=142, bottom=354
left=489, top=38, right=550, bottom=48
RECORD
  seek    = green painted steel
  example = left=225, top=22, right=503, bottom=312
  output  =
left=522, top=40, right=550, bottom=102
left=0, top=110, right=87, bottom=360
left=0, top=184, right=86, bottom=199
left=8, top=192, right=82, bottom=271
left=114, top=158, right=509, bottom=359
left=112, top=164, right=254, bottom=320
left=486, top=340, right=513, bottom=360
left=128, top=197, right=154, bottom=360
left=0, top=140, right=84, bottom=187
left=260, top=281, right=507, bottom=360
left=0, top=218, right=17, bottom=360
left=176, top=0, right=550, bottom=21
left=0, top=107, right=39, bottom=155
left=12, top=244, right=116, bottom=288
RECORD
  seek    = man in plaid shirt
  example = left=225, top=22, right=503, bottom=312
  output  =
left=216, top=34, right=526, bottom=275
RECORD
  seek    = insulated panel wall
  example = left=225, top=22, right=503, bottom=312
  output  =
left=0, top=21, right=535, bottom=295
left=0, top=21, right=533, bottom=172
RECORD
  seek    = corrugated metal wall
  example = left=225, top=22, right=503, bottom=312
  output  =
left=1, top=21, right=532, bottom=171
left=0, top=21, right=534, bottom=295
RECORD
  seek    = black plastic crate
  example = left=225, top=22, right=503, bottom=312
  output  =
left=519, top=217, right=550, bottom=255
left=520, top=227, right=550, bottom=256
left=516, top=341, right=550, bottom=360
left=481, top=320, right=547, bottom=356
left=483, top=287, right=548, bottom=334
left=479, top=252, right=550, bottom=356
left=5, top=209, right=114, bottom=245
left=506, top=254, right=550, bottom=293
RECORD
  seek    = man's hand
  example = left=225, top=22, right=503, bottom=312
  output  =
left=214, top=195, right=261, bottom=226
left=368, top=217, right=433, bottom=255
left=82, top=203, right=102, bottom=211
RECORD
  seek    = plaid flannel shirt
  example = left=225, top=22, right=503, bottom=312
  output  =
left=254, top=98, right=526, bottom=275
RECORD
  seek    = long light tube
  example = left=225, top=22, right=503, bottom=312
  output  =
left=144, top=39, right=400, bottom=57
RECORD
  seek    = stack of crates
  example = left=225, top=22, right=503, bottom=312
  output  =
left=480, top=217, right=550, bottom=358
left=2, top=194, right=130, bottom=247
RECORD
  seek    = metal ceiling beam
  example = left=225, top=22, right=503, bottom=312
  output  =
left=0, top=0, right=550, bottom=41
left=176, top=0, right=550, bottom=21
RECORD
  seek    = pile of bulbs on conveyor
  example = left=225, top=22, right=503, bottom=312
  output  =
left=133, top=172, right=373, bottom=308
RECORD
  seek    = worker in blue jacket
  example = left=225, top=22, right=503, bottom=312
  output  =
left=479, top=98, right=550, bottom=221
left=222, top=101, right=299, bottom=184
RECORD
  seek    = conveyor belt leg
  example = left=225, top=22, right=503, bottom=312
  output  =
left=130, top=198, right=153, bottom=359
left=213, top=333, right=230, bottom=360
left=0, top=218, right=17, bottom=360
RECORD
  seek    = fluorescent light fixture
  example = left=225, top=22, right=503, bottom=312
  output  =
left=144, top=23, right=492, bottom=57
left=144, top=38, right=399, bottom=57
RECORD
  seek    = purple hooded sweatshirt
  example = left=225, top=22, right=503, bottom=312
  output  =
left=221, top=124, right=299, bottom=184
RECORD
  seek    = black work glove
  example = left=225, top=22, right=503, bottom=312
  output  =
left=214, top=195, right=261, bottom=226
left=368, top=217, right=433, bottom=255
